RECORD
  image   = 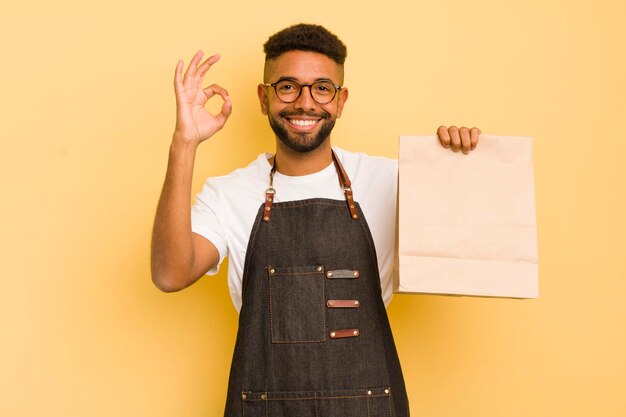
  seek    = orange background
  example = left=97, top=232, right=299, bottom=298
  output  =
left=1, top=0, right=624, bottom=416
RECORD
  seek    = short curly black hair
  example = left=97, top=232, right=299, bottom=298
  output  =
left=263, top=23, right=347, bottom=65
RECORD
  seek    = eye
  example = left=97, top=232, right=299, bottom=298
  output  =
left=313, top=82, right=334, bottom=94
left=276, top=81, right=299, bottom=93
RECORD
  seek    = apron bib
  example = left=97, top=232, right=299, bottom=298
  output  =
left=223, top=152, right=409, bottom=417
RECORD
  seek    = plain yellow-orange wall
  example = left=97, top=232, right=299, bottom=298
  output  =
left=1, top=0, right=624, bottom=416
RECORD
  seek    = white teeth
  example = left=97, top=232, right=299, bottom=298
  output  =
left=289, top=119, right=317, bottom=127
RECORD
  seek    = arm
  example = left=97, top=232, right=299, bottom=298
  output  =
left=151, top=51, right=232, bottom=292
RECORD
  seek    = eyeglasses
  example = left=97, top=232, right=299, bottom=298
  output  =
left=264, top=79, right=342, bottom=105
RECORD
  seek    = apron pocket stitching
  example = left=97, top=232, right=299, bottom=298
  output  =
left=242, top=388, right=392, bottom=417
left=268, top=265, right=326, bottom=343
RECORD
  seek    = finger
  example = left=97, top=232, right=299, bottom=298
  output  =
left=202, top=84, right=232, bottom=126
left=215, top=97, right=233, bottom=127
left=202, top=84, right=230, bottom=101
left=174, top=59, right=184, bottom=96
left=459, top=127, right=471, bottom=154
left=470, top=127, right=481, bottom=150
left=437, top=125, right=451, bottom=148
left=183, top=50, right=204, bottom=87
left=202, top=84, right=233, bottom=126
left=448, top=126, right=461, bottom=152
left=195, top=54, right=221, bottom=89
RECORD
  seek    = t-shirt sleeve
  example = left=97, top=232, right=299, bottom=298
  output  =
left=191, top=179, right=228, bottom=275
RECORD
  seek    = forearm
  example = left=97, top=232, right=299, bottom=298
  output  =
left=151, top=138, right=201, bottom=291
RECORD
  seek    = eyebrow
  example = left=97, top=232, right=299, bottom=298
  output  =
left=274, top=76, right=337, bottom=84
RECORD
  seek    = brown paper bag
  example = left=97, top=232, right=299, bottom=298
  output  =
left=395, top=135, right=538, bottom=298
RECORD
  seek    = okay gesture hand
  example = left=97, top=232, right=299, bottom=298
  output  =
left=173, top=50, right=232, bottom=144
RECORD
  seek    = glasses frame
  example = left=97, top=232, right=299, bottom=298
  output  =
left=264, top=79, right=343, bottom=105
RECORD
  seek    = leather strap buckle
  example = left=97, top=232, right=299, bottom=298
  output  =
left=263, top=187, right=275, bottom=222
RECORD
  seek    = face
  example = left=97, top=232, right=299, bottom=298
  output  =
left=258, top=51, right=349, bottom=153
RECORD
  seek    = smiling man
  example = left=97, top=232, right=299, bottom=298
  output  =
left=151, top=24, right=479, bottom=417
left=261, top=50, right=347, bottom=156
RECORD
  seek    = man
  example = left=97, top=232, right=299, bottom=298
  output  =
left=152, top=24, right=479, bottom=417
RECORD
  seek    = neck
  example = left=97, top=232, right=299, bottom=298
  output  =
left=271, top=140, right=333, bottom=176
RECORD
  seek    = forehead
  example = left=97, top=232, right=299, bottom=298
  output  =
left=264, top=50, right=342, bottom=83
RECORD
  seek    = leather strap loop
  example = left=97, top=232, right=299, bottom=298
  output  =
left=325, top=269, right=360, bottom=279
left=326, top=299, right=360, bottom=308
left=329, top=329, right=360, bottom=339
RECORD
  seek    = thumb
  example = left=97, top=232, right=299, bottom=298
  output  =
left=214, top=97, right=232, bottom=127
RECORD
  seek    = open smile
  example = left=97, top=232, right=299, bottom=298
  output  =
left=284, top=117, right=322, bottom=131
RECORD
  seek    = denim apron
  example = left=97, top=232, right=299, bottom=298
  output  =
left=223, top=151, right=409, bottom=417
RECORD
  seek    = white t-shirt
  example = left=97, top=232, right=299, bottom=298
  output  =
left=191, top=147, right=398, bottom=312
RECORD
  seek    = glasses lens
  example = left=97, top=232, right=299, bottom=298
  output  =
left=311, top=81, right=337, bottom=104
left=273, top=80, right=338, bottom=104
left=274, top=80, right=301, bottom=103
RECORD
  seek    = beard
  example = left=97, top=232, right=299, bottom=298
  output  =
left=268, top=109, right=336, bottom=153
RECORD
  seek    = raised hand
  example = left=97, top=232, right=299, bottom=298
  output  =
left=173, top=51, right=232, bottom=144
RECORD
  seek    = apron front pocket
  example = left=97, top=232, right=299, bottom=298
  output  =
left=267, top=265, right=326, bottom=343
left=242, top=387, right=393, bottom=417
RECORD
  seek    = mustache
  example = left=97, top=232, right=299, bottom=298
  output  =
left=278, top=110, right=330, bottom=119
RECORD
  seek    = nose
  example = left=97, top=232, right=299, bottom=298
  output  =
left=293, top=85, right=317, bottom=111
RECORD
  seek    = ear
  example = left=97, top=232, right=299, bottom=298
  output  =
left=257, top=84, right=269, bottom=115
left=335, top=87, right=349, bottom=118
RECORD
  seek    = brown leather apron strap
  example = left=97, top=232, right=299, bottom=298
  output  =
left=331, top=150, right=358, bottom=220
left=263, top=150, right=358, bottom=223
left=262, top=157, right=277, bottom=222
